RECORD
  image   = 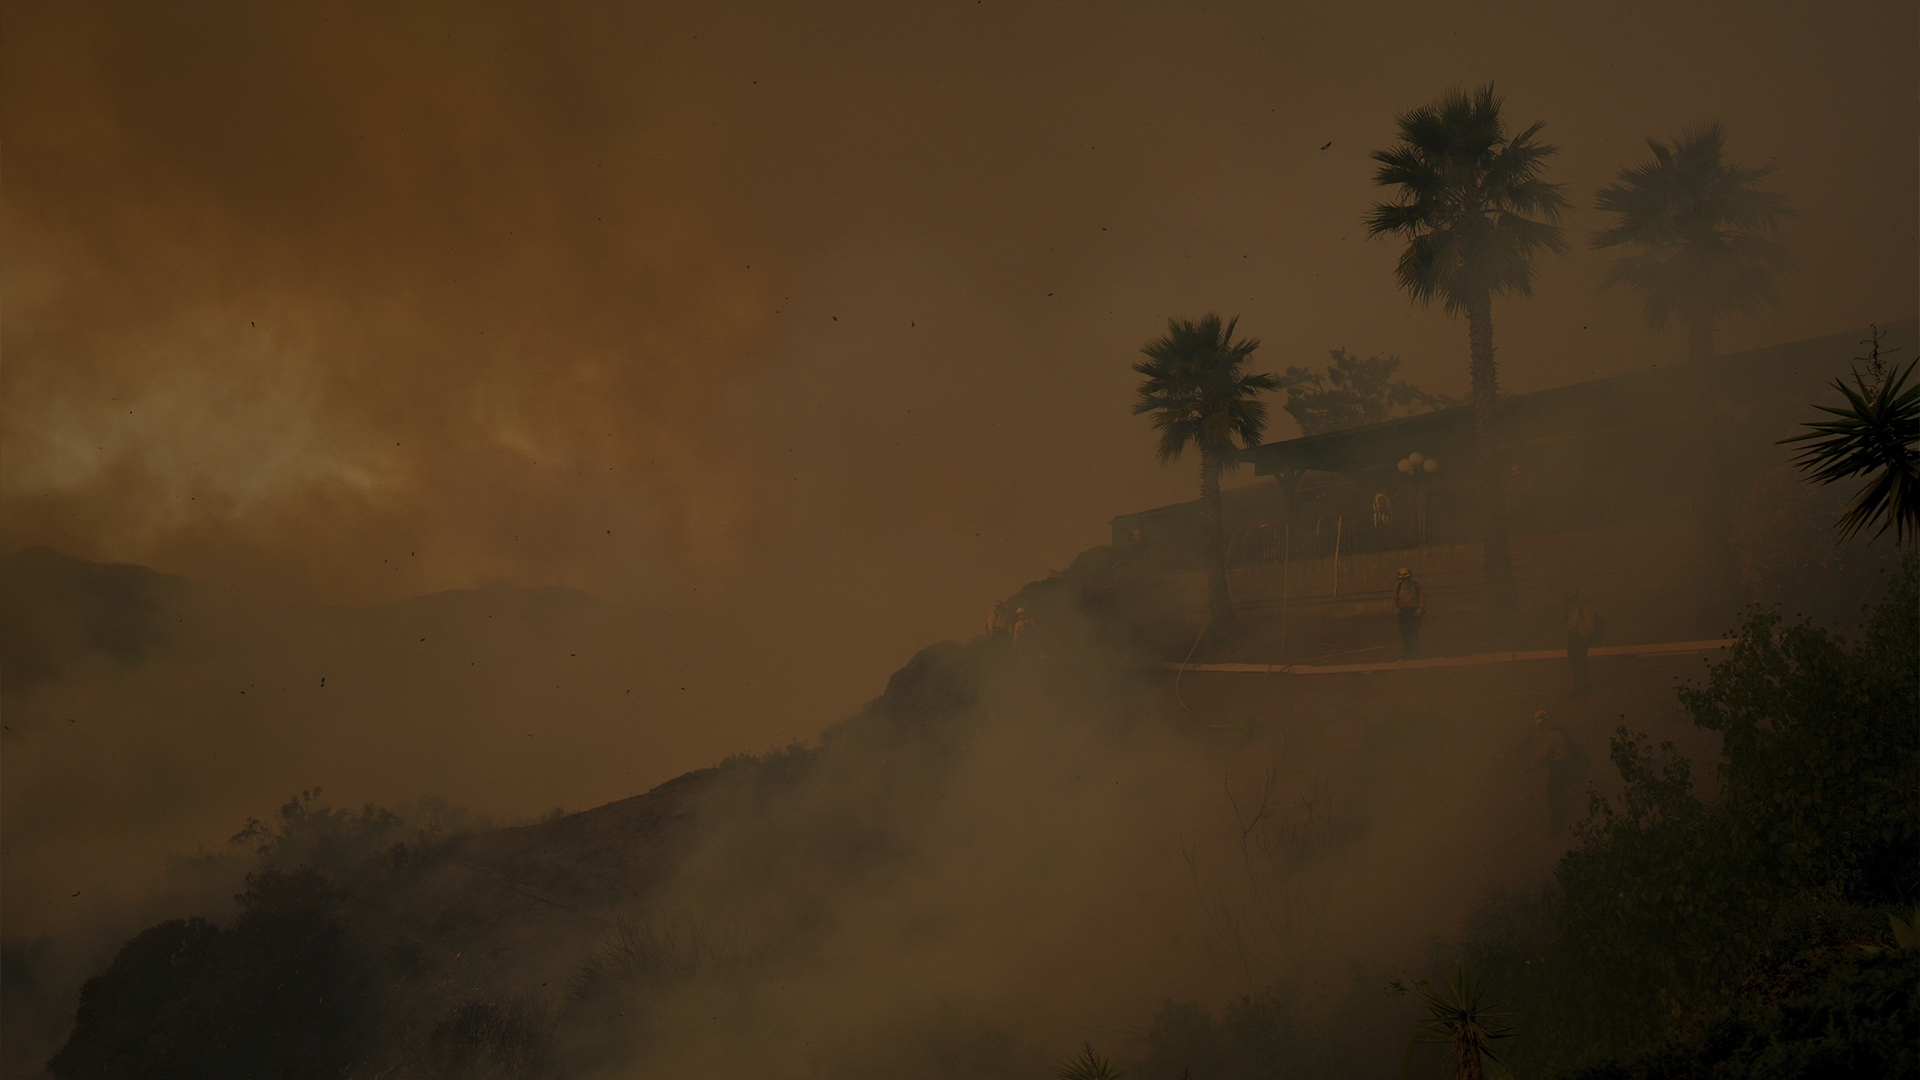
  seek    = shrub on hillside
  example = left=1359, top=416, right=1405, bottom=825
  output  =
left=1137, top=976, right=1410, bottom=1080
left=1561, top=947, right=1920, bottom=1080
left=1436, top=558, right=1920, bottom=1075
left=48, top=867, right=360, bottom=1080
left=1151, top=560, right=1918, bottom=1079
left=417, top=998, right=556, bottom=1080
left=1549, top=558, right=1917, bottom=1053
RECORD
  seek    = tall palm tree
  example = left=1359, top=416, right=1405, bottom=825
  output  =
left=1592, top=122, right=1794, bottom=363
left=1133, top=314, right=1279, bottom=639
left=1367, top=84, right=1570, bottom=619
left=1781, top=333, right=1920, bottom=548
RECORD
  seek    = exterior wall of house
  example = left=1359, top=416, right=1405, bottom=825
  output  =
left=1106, top=321, right=1917, bottom=652
left=1151, top=512, right=1733, bottom=646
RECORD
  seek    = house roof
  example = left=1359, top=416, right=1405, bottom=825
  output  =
left=1234, top=319, right=1919, bottom=479
left=1236, top=406, right=1474, bottom=476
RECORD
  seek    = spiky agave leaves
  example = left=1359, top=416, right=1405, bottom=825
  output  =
left=1399, top=964, right=1516, bottom=1080
left=1782, top=358, right=1920, bottom=546
left=1054, top=1041, right=1124, bottom=1080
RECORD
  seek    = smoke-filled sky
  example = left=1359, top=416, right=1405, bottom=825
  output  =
left=4, top=2, right=1916, bottom=756
left=2, top=10, right=1916, bottom=1072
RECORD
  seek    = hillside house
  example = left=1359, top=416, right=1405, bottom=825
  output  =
left=1108, top=321, right=1915, bottom=657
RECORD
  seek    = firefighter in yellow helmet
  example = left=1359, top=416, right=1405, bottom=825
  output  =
left=1393, top=567, right=1423, bottom=659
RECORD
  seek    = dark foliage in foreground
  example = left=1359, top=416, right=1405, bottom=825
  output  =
left=1458, top=557, right=1919, bottom=1076
left=1137, top=977, right=1413, bottom=1080
left=1141, top=559, right=1919, bottom=1079
left=1546, top=557, right=1916, bottom=1059
left=48, top=867, right=359, bottom=1080
left=1561, top=946, right=1919, bottom=1080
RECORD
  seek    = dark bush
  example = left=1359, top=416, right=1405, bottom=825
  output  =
left=46, top=918, right=222, bottom=1079
left=47, top=867, right=361, bottom=1080
left=1432, top=560, right=1920, bottom=1076
left=1563, top=948, right=1920, bottom=1080
left=421, top=999, right=556, bottom=1080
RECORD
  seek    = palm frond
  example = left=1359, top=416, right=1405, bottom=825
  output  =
left=1392, top=233, right=1455, bottom=310
left=1133, top=314, right=1277, bottom=466
left=1590, top=121, right=1794, bottom=331
left=1367, top=201, right=1432, bottom=237
left=1367, top=82, right=1566, bottom=313
left=1781, top=357, right=1920, bottom=544
left=1492, top=212, right=1572, bottom=255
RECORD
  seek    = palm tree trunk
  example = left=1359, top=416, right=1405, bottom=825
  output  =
left=1687, top=316, right=1714, bottom=363
left=1199, top=450, right=1238, bottom=638
left=1467, top=298, right=1519, bottom=623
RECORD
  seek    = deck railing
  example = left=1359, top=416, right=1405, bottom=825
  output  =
left=1227, top=499, right=1465, bottom=568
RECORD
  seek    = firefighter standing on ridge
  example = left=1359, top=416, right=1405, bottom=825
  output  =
left=1532, top=710, right=1590, bottom=834
left=1564, top=588, right=1598, bottom=696
left=1394, top=567, right=1424, bottom=659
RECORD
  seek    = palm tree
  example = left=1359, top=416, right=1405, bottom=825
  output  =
left=1366, top=84, right=1570, bottom=619
left=1133, top=314, right=1279, bottom=639
left=1781, top=330, right=1920, bottom=548
left=1591, top=122, right=1794, bottom=363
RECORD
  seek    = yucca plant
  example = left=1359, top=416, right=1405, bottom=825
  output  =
left=1781, top=335, right=1920, bottom=548
left=1398, top=964, right=1516, bottom=1080
left=1054, top=1041, right=1124, bottom=1080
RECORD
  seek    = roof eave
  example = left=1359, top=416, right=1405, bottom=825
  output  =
left=1241, top=407, right=1474, bottom=476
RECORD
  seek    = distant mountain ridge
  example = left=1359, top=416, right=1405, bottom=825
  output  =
left=0, top=546, right=190, bottom=692
left=0, top=545, right=590, bottom=693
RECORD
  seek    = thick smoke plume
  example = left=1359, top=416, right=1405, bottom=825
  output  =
left=2, top=0, right=1915, bottom=1076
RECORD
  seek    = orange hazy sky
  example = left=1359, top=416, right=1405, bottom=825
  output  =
left=4, top=0, right=1915, bottom=721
